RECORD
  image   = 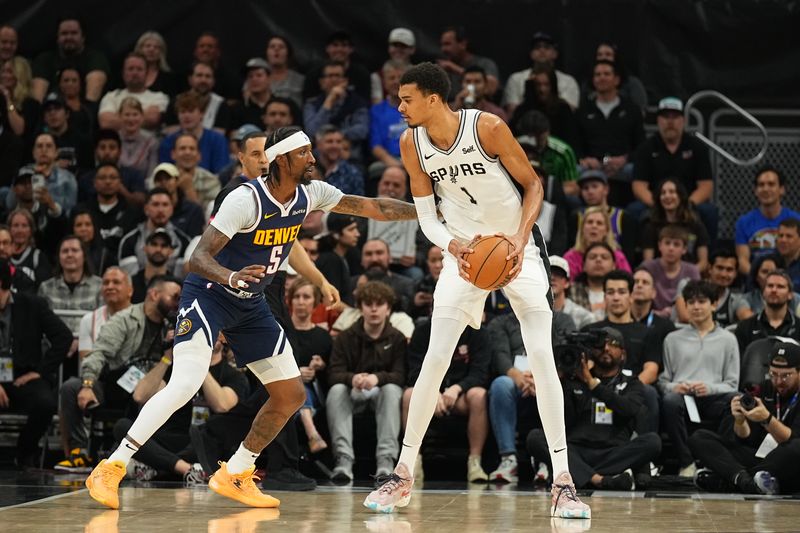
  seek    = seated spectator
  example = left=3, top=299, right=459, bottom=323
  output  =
left=587, top=41, right=647, bottom=111
left=325, top=281, right=406, bottom=481
left=133, top=31, right=177, bottom=96
left=233, top=57, right=273, bottom=128
left=130, top=228, right=175, bottom=303
left=9, top=133, right=77, bottom=216
left=333, top=270, right=415, bottom=340
left=515, top=110, right=579, bottom=197
left=367, top=168, right=421, bottom=281
left=315, top=213, right=361, bottom=306
left=509, top=65, right=578, bottom=149
left=0, top=259, right=72, bottom=468
left=304, top=61, right=369, bottom=162
left=150, top=162, right=206, bottom=237
left=72, top=208, right=112, bottom=275
left=263, top=96, right=301, bottom=135
left=369, top=28, right=415, bottom=105
left=641, top=177, right=709, bottom=271
left=658, top=280, right=740, bottom=477
left=777, top=218, right=800, bottom=289
left=188, top=32, right=239, bottom=100
left=527, top=327, right=661, bottom=489
left=118, top=97, right=159, bottom=179
left=632, top=97, right=717, bottom=243
left=369, top=60, right=408, bottom=169
left=568, top=242, right=617, bottom=321
left=630, top=267, right=677, bottom=373
left=550, top=255, right=594, bottom=329
left=504, top=31, right=580, bottom=113
left=78, top=266, right=133, bottom=357
left=640, top=225, right=700, bottom=317
left=675, top=250, right=752, bottom=326
left=438, top=25, right=500, bottom=100
left=38, top=235, right=103, bottom=334
left=118, top=188, right=191, bottom=276
left=288, top=278, right=332, bottom=454
left=116, top=333, right=247, bottom=483
left=350, top=239, right=415, bottom=314
left=7, top=208, right=51, bottom=293
left=159, top=92, right=229, bottom=174
left=575, top=61, right=644, bottom=182
left=31, top=17, right=109, bottom=103
left=165, top=61, right=229, bottom=134
left=56, top=67, right=95, bottom=141
left=302, top=31, right=372, bottom=102
left=743, top=254, right=800, bottom=316
left=405, top=319, right=491, bottom=482
left=6, top=167, right=68, bottom=257
left=55, top=275, right=181, bottom=472
left=98, top=53, right=168, bottom=131
left=572, top=169, right=634, bottom=258
left=265, top=36, right=305, bottom=107
left=735, top=167, right=800, bottom=276
left=0, top=25, right=21, bottom=64
left=689, top=342, right=800, bottom=495
left=735, top=270, right=800, bottom=355
left=166, top=134, right=221, bottom=210
left=1, top=56, right=41, bottom=143
left=452, top=66, right=508, bottom=122
left=314, top=125, right=365, bottom=196
left=77, top=129, right=147, bottom=207
left=564, top=206, right=631, bottom=281
left=411, top=245, right=442, bottom=320
left=80, top=161, right=142, bottom=257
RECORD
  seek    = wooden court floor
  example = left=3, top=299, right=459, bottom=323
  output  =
left=2, top=484, right=800, bottom=533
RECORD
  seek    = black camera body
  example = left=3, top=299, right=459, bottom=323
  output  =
left=554, top=329, right=608, bottom=378
left=740, top=392, right=757, bottom=411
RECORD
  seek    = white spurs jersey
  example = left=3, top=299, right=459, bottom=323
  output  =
left=413, top=109, right=526, bottom=243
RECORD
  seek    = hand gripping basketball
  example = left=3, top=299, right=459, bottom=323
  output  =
left=462, top=235, right=519, bottom=290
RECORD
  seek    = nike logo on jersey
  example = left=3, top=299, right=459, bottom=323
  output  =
left=554, top=447, right=566, bottom=454
left=264, top=212, right=278, bottom=220
left=124, top=443, right=138, bottom=452
left=424, top=153, right=435, bottom=160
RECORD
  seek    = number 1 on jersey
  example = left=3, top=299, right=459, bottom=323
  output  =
left=266, top=245, right=283, bottom=274
left=461, top=187, right=478, bottom=205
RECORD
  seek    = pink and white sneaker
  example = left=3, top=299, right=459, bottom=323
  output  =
left=551, top=471, right=591, bottom=519
left=363, top=462, right=414, bottom=513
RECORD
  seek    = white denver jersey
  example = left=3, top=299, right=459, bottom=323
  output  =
left=413, top=109, right=526, bottom=243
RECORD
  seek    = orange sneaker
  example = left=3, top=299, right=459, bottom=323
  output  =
left=208, top=462, right=280, bottom=508
left=85, top=459, right=126, bottom=509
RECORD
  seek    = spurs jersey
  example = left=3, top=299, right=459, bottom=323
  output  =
left=413, top=109, right=525, bottom=243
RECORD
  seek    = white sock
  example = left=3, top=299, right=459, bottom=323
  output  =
left=107, top=437, right=139, bottom=467
left=226, top=442, right=260, bottom=475
left=398, top=314, right=467, bottom=473
left=518, top=309, right=570, bottom=476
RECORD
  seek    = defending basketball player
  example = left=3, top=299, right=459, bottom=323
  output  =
left=85, top=126, right=417, bottom=510
left=364, top=63, right=591, bottom=519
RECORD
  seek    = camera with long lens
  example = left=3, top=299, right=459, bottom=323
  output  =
left=554, top=329, right=608, bottom=378
left=740, top=392, right=757, bottom=411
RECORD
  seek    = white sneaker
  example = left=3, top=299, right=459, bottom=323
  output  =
left=535, top=462, right=550, bottom=484
left=467, top=455, right=488, bottom=483
left=679, top=463, right=697, bottom=478
left=488, top=454, right=518, bottom=483
left=184, top=463, right=208, bottom=486
left=128, top=458, right=157, bottom=481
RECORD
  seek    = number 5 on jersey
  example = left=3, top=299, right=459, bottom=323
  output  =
left=266, top=245, right=283, bottom=274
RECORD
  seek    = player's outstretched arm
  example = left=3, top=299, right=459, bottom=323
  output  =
left=188, top=225, right=265, bottom=289
left=287, top=244, right=341, bottom=308
left=331, top=194, right=416, bottom=221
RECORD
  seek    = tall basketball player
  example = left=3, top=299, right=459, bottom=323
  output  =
left=364, top=63, right=591, bottom=519
left=85, top=126, right=417, bottom=510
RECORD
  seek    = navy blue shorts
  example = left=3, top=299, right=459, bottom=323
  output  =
left=173, top=275, right=288, bottom=367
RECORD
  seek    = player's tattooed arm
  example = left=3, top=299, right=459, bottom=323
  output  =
left=332, top=194, right=417, bottom=221
left=188, top=226, right=265, bottom=288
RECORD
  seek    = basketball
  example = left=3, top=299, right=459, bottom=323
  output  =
left=462, top=235, right=518, bottom=290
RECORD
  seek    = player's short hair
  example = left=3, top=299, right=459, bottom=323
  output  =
left=355, top=281, right=396, bottom=309
left=779, top=218, right=800, bottom=233
left=658, top=224, right=689, bottom=245
left=287, top=276, right=322, bottom=307
left=400, top=62, right=451, bottom=101
left=603, top=269, right=633, bottom=292
left=682, top=279, right=719, bottom=302
left=754, top=165, right=785, bottom=187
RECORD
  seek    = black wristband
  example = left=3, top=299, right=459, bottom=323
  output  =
left=760, top=414, right=773, bottom=427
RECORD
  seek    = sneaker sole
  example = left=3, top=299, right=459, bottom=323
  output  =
left=208, top=477, right=280, bottom=508
left=85, top=475, right=119, bottom=510
left=551, top=505, right=591, bottom=519
left=363, top=493, right=411, bottom=513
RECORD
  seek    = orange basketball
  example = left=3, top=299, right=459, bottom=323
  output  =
left=462, top=235, right=518, bottom=290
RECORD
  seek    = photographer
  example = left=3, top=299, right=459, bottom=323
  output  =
left=526, top=327, right=661, bottom=489
left=56, top=275, right=181, bottom=472
left=689, top=343, right=800, bottom=494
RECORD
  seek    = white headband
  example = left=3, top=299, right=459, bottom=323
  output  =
left=265, top=131, right=312, bottom=163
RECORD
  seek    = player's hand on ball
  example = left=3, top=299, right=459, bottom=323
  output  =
left=449, top=237, right=476, bottom=281
left=496, top=232, right=525, bottom=280
left=230, top=265, right=266, bottom=288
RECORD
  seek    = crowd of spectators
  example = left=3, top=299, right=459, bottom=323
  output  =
left=0, top=19, right=799, bottom=496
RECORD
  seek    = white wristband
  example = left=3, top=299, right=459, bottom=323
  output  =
left=228, top=271, right=237, bottom=288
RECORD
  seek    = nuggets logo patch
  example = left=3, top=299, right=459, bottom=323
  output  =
left=177, top=318, right=193, bottom=336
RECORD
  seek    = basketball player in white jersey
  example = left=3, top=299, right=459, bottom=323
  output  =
left=364, top=63, right=590, bottom=519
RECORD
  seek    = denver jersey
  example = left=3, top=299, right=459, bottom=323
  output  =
left=213, top=178, right=308, bottom=293
left=413, top=109, right=526, bottom=243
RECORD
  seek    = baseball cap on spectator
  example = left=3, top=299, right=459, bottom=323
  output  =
left=13, top=166, right=35, bottom=185
left=244, top=57, right=270, bottom=74
left=388, top=28, right=415, bottom=47
left=657, top=97, right=683, bottom=115
left=322, top=212, right=358, bottom=237
left=43, top=92, right=66, bottom=110
left=233, top=124, right=262, bottom=142
left=600, top=326, right=625, bottom=347
left=548, top=255, right=570, bottom=278
left=531, top=31, right=556, bottom=47
left=770, top=342, right=800, bottom=369
left=577, top=168, right=608, bottom=186
left=146, top=228, right=175, bottom=248
left=151, top=162, right=179, bottom=181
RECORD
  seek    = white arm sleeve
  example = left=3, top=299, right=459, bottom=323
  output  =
left=306, top=180, right=345, bottom=212
left=413, top=194, right=455, bottom=252
left=210, top=186, right=259, bottom=238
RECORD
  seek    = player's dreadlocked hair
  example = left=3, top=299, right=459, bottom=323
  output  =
left=264, top=125, right=303, bottom=185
